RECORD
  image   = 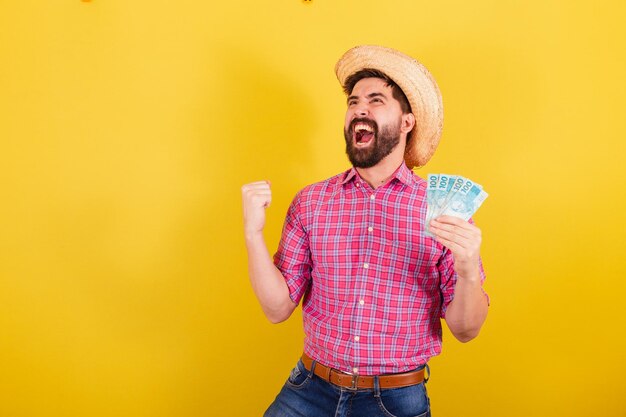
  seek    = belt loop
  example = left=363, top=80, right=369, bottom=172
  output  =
left=424, top=364, right=430, bottom=384
left=373, top=375, right=381, bottom=397
left=309, top=360, right=317, bottom=379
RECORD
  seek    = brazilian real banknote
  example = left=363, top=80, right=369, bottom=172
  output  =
left=425, top=174, right=488, bottom=236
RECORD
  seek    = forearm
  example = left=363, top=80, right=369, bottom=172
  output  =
left=444, top=268, right=489, bottom=342
left=245, top=232, right=297, bottom=323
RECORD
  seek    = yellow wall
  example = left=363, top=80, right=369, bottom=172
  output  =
left=1, top=1, right=624, bottom=416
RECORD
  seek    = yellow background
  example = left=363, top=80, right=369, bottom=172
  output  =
left=1, top=1, right=624, bottom=416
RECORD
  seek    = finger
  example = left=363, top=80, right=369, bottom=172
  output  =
left=250, top=195, right=272, bottom=208
left=242, top=187, right=272, bottom=198
left=430, top=227, right=473, bottom=250
left=250, top=192, right=272, bottom=201
left=244, top=192, right=272, bottom=209
left=433, top=215, right=478, bottom=229
left=242, top=184, right=272, bottom=192
left=430, top=219, right=474, bottom=239
left=432, top=217, right=480, bottom=240
left=260, top=194, right=272, bottom=208
left=258, top=195, right=272, bottom=206
left=432, top=233, right=464, bottom=253
left=434, top=215, right=466, bottom=223
left=433, top=215, right=478, bottom=230
left=242, top=180, right=272, bottom=188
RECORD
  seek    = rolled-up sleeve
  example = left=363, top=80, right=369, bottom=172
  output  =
left=438, top=251, right=488, bottom=319
left=273, top=191, right=312, bottom=305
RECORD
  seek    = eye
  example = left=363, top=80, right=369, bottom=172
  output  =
left=371, top=98, right=383, bottom=103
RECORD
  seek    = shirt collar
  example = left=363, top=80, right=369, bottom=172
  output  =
left=340, top=167, right=358, bottom=185
left=393, top=162, right=415, bottom=186
left=340, top=161, right=415, bottom=187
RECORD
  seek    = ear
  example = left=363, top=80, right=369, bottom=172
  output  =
left=401, top=112, right=416, bottom=134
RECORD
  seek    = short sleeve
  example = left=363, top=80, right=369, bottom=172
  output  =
left=273, top=191, right=312, bottom=305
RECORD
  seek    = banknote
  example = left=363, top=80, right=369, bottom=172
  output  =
left=425, top=174, right=488, bottom=235
left=440, top=183, right=488, bottom=221
left=425, top=173, right=455, bottom=231
left=439, top=178, right=479, bottom=214
left=425, top=173, right=439, bottom=229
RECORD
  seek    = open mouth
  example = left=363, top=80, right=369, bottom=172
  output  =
left=353, top=122, right=375, bottom=147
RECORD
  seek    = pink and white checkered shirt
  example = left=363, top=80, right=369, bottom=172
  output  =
left=274, top=162, right=486, bottom=375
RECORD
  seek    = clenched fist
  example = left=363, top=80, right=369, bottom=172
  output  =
left=241, top=180, right=272, bottom=238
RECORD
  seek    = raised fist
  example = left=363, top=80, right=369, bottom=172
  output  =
left=241, top=180, right=272, bottom=237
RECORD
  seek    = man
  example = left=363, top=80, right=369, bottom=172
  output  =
left=241, top=45, right=489, bottom=417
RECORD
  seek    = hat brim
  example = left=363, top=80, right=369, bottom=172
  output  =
left=335, top=45, right=443, bottom=168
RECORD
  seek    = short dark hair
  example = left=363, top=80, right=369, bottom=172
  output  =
left=342, top=68, right=412, bottom=114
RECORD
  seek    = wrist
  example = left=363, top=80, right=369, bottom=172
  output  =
left=245, top=229, right=264, bottom=243
left=456, top=264, right=481, bottom=283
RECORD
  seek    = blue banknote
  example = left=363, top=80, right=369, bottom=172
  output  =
left=425, top=173, right=439, bottom=228
left=425, top=174, right=488, bottom=235
left=441, top=183, right=488, bottom=221
left=425, top=173, right=456, bottom=234
left=440, top=178, right=479, bottom=214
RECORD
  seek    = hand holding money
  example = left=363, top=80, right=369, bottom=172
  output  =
left=426, top=174, right=488, bottom=280
left=430, top=215, right=482, bottom=280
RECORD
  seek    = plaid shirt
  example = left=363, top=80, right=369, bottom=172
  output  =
left=274, top=162, right=487, bottom=375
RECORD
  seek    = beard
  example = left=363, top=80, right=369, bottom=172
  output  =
left=344, top=117, right=402, bottom=168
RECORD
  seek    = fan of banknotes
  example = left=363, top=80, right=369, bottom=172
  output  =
left=425, top=174, right=488, bottom=235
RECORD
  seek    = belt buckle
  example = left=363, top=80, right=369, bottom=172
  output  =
left=347, top=373, right=358, bottom=391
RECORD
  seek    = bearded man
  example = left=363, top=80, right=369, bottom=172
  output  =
left=241, top=45, right=489, bottom=417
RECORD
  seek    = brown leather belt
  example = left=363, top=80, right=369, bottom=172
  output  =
left=301, top=353, right=426, bottom=390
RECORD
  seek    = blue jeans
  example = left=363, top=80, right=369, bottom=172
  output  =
left=264, top=360, right=431, bottom=417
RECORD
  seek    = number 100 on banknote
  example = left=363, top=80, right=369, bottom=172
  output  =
left=425, top=174, right=488, bottom=236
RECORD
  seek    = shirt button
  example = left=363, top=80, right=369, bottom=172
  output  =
left=370, top=195, right=375, bottom=200
left=353, top=367, right=359, bottom=374
left=356, top=182, right=360, bottom=187
left=354, top=336, right=360, bottom=342
left=363, top=263, right=369, bottom=269
left=367, top=226, right=373, bottom=232
left=359, top=299, right=365, bottom=305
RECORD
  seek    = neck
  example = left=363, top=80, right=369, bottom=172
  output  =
left=355, top=153, right=404, bottom=189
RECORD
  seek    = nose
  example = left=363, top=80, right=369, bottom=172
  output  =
left=353, top=102, right=369, bottom=117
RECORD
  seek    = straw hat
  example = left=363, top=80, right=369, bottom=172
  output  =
left=335, top=45, right=443, bottom=168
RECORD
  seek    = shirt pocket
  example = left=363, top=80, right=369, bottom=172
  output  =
left=380, top=233, right=434, bottom=269
left=312, top=235, right=363, bottom=302
left=380, top=239, right=418, bottom=277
